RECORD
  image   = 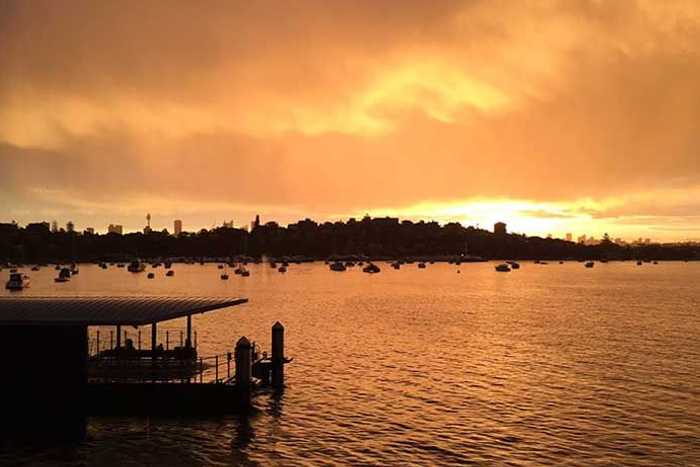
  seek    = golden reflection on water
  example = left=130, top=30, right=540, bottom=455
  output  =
left=2, top=262, right=700, bottom=465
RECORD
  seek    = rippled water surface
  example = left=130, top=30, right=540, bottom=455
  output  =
left=2, top=262, right=699, bottom=465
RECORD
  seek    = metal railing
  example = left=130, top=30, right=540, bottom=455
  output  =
left=88, top=342, right=262, bottom=385
left=88, top=327, right=198, bottom=357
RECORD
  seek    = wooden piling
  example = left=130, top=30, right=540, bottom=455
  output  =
left=272, top=321, right=284, bottom=389
left=235, top=336, right=252, bottom=408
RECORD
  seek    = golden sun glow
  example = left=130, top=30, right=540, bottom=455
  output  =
left=356, top=198, right=621, bottom=239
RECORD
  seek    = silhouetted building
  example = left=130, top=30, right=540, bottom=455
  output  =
left=251, top=214, right=261, bottom=231
left=107, top=224, right=123, bottom=235
left=494, top=222, right=507, bottom=236
left=51, top=220, right=59, bottom=233
left=66, top=221, right=75, bottom=233
left=0, top=222, right=18, bottom=235
left=26, top=222, right=50, bottom=235
left=174, top=219, right=182, bottom=236
left=144, top=213, right=152, bottom=234
left=566, top=233, right=573, bottom=242
left=84, top=227, right=95, bottom=235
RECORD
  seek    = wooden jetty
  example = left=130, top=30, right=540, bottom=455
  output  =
left=0, top=296, right=289, bottom=441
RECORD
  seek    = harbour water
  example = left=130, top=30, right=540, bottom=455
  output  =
left=2, top=262, right=699, bottom=465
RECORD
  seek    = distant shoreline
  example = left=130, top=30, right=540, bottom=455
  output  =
left=1, top=218, right=698, bottom=264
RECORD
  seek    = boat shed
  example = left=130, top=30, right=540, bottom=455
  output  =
left=0, top=296, right=247, bottom=441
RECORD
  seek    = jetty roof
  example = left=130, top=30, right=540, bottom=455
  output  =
left=0, top=296, right=247, bottom=326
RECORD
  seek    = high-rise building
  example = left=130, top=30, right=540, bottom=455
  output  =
left=66, top=221, right=75, bottom=233
left=84, top=227, right=95, bottom=235
left=565, top=233, right=573, bottom=242
left=251, top=214, right=261, bottom=231
left=494, top=222, right=507, bottom=236
left=108, top=224, right=123, bottom=235
left=51, top=220, right=59, bottom=233
left=174, top=219, right=182, bottom=236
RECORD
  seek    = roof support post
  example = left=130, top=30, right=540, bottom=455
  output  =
left=116, top=325, right=122, bottom=348
left=151, top=322, right=157, bottom=382
left=151, top=322, right=157, bottom=355
left=186, top=314, right=192, bottom=349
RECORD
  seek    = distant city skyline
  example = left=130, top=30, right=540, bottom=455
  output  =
left=0, top=213, right=679, bottom=246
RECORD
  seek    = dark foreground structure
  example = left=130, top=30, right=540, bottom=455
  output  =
left=0, top=297, right=287, bottom=442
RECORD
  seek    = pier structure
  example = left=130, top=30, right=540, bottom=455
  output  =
left=0, top=296, right=289, bottom=441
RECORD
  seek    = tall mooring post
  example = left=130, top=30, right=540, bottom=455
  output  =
left=272, top=321, right=285, bottom=389
left=235, top=336, right=252, bottom=409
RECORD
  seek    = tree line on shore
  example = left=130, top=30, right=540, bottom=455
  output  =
left=0, top=217, right=697, bottom=263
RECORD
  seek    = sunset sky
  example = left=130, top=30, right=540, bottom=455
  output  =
left=1, top=1, right=699, bottom=241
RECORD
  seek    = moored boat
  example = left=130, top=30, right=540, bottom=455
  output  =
left=55, top=267, right=72, bottom=282
left=495, top=263, right=511, bottom=272
left=329, top=261, right=347, bottom=272
left=127, top=261, right=145, bottom=273
left=6, top=272, right=30, bottom=290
